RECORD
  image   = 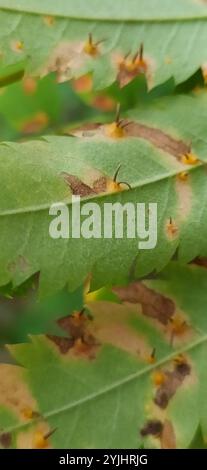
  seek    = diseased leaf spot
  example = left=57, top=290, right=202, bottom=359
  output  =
left=124, top=122, right=190, bottom=159
left=73, top=116, right=192, bottom=161
left=116, top=44, right=151, bottom=88
left=0, top=432, right=12, bottom=448
left=0, top=365, right=38, bottom=421
left=141, top=419, right=176, bottom=448
left=21, top=407, right=40, bottom=420
left=140, top=420, right=163, bottom=438
left=43, top=41, right=86, bottom=83
left=181, top=152, right=199, bottom=165
left=113, top=282, right=175, bottom=325
left=192, top=256, right=207, bottom=268
left=83, top=33, right=104, bottom=57
left=48, top=311, right=99, bottom=359
left=177, top=171, right=188, bottom=182
left=154, top=355, right=191, bottom=409
left=166, top=217, right=179, bottom=239
left=61, top=172, right=97, bottom=197
left=33, top=428, right=56, bottom=449
left=161, top=420, right=176, bottom=449
left=43, top=15, right=56, bottom=27
left=11, top=40, right=24, bottom=53
left=152, top=370, right=166, bottom=387
left=168, top=314, right=192, bottom=345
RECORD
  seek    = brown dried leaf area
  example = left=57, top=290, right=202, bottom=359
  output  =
left=0, top=364, right=54, bottom=449
left=192, top=256, right=207, bottom=268
left=71, top=118, right=199, bottom=168
left=141, top=419, right=176, bottom=449
left=42, top=37, right=152, bottom=86
left=61, top=166, right=129, bottom=198
left=47, top=299, right=195, bottom=449
left=113, top=281, right=195, bottom=345
left=140, top=354, right=194, bottom=448
left=47, top=301, right=159, bottom=362
left=47, top=311, right=99, bottom=359
left=114, top=282, right=174, bottom=325
left=42, top=34, right=104, bottom=83
left=115, top=44, right=154, bottom=88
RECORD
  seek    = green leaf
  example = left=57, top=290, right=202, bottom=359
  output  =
left=0, top=285, right=83, bottom=345
left=1, top=262, right=207, bottom=448
left=1, top=94, right=207, bottom=295
left=1, top=0, right=207, bottom=88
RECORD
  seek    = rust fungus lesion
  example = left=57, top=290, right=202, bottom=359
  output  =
left=47, top=309, right=99, bottom=360
left=177, top=171, right=189, bottom=182
left=32, top=427, right=56, bottom=449
left=116, top=43, right=151, bottom=88
left=83, top=33, right=105, bottom=57
left=154, top=354, right=191, bottom=409
left=43, top=15, right=56, bottom=27
left=43, top=33, right=104, bottom=83
left=113, top=281, right=175, bottom=325
left=180, top=152, right=199, bottom=165
left=11, top=40, right=24, bottom=53
left=166, top=217, right=179, bottom=239
left=140, top=419, right=163, bottom=438
left=104, top=103, right=129, bottom=139
left=61, top=161, right=131, bottom=198
left=140, top=419, right=176, bottom=449
left=17, top=423, right=55, bottom=449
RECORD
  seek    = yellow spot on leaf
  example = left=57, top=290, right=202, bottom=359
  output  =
left=152, top=371, right=166, bottom=387
left=21, top=407, right=39, bottom=420
left=177, top=171, right=188, bottom=182
left=105, top=122, right=126, bottom=139
left=166, top=218, right=178, bottom=238
left=33, top=431, right=49, bottom=449
left=106, top=179, right=123, bottom=193
left=43, top=15, right=55, bottom=26
left=181, top=153, right=199, bottom=165
left=170, top=315, right=188, bottom=337
left=11, top=40, right=24, bottom=53
left=83, top=34, right=100, bottom=57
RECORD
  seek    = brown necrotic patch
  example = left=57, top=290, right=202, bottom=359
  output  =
left=0, top=432, right=12, bottom=448
left=191, top=256, right=207, bottom=268
left=141, top=419, right=176, bottom=449
left=115, top=43, right=155, bottom=88
left=61, top=172, right=97, bottom=197
left=140, top=419, right=163, bottom=438
left=0, top=364, right=38, bottom=421
left=47, top=311, right=99, bottom=359
left=123, top=122, right=190, bottom=159
left=70, top=116, right=191, bottom=161
left=154, top=356, right=191, bottom=409
left=113, top=282, right=175, bottom=325
left=161, top=421, right=176, bottom=449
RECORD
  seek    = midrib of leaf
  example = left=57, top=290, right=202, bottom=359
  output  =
left=4, top=332, right=207, bottom=435
left=0, top=0, right=207, bottom=22
left=0, top=153, right=202, bottom=217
